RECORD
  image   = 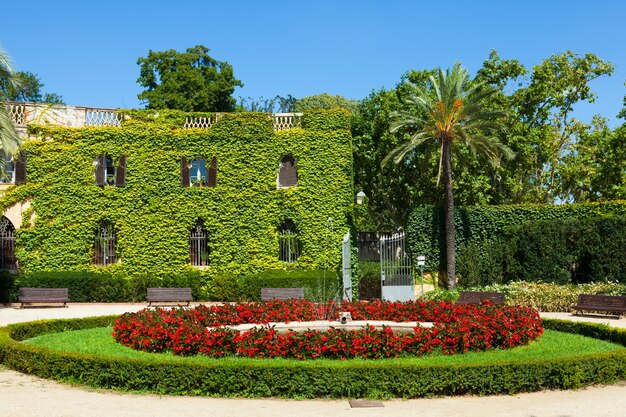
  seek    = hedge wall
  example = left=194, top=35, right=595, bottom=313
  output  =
left=406, top=201, right=626, bottom=274
left=0, top=110, right=353, bottom=290
left=1, top=317, right=625, bottom=398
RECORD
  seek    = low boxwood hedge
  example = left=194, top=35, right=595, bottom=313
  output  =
left=1, top=316, right=625, bottom=398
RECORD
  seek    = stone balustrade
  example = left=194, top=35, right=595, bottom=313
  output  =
left=6, top=102, right=303, bottom=132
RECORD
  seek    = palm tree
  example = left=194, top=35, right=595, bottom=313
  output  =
left=384, top=62, right=513, bottom=289
left=0, top=47, right=20, bottom=179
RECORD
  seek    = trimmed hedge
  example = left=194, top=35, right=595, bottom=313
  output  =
left=7, top=270, right=206, bottom=302
left=1, top=316, right=625, bottom=398
left=422, top=282, right=626, bottom=312
left=407, top=202, right=626, bottom=284
left=0, top=269, right=340, bottom=303
left=239, top=269, right=340, bottom=301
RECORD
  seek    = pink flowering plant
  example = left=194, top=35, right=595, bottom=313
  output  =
left=112, top=300, right=543, bottom=360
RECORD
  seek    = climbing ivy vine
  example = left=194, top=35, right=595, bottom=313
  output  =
left=0, top=109, right=353, bottom=281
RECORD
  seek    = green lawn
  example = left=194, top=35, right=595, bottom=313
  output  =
left=24, top=327, right=624, bottom=367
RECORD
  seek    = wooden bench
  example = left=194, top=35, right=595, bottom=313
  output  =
left=19, top=288, right=69, bottom=308
left=147, top=287, right=193, bottom=307
left=456, top=291, right=505, bottom=305
left=261, top=287, right=305, bottom=301
left=572, top=294, right=626, bottom=317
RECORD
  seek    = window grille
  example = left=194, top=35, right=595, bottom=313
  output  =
left=190, top=221, right=209, bottom=266
left=277, top=156, right=298, bottom=188
left=105, top=155, right=116, bottom=185
left=94, top=223, right=116, bottom=266
left=95, top=154, right=126, bottom=187
left=0, top=217, right=16, bottom=270
left=278, top=219, right=300, bottom=263
left=0, top=152, right=14, bottom=184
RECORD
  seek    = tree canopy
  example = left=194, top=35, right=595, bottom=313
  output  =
left=137, top=45, right=243, bottom=112
left=0, top=70, right=64, bottom=104
left=353, top=50, right=624, bottom=228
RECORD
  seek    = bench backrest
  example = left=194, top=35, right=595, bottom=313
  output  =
left=457, top=291, right=505, bottom=304
left=147, top=287, right=192, bottom=302
left=261, top=287, right=305, bottom=301
left=19, top=287, right=69, bottom=302
left=577, top=294, right=626, bottom=308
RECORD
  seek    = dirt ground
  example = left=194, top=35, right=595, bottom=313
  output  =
left=1, top=304, right=625, bottom=417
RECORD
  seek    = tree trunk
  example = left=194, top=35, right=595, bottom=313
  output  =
left=442, top=138, right=456, bottom=289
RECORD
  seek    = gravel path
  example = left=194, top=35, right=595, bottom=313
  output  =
left=1, top=304, right=625, bottom=417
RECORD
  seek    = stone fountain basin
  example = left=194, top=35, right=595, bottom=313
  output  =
left=210, top=320, right=434, bottom=334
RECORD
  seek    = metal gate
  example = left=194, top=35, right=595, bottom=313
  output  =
left=380, top=231, right=414, bottom=301
left=341, top=232, right=352, bottom=301
left=0, top=217, right=16, bottom=270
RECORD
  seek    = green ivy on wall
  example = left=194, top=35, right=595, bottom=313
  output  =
left=406, top=201, right=626, bottom=271
left=0, top=109, right=353, bottom=281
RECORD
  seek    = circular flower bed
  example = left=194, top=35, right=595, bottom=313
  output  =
left=113, top=300, right=543, bottom=360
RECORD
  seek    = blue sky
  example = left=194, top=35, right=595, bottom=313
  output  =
left=1, top=0, right=625, bottom=125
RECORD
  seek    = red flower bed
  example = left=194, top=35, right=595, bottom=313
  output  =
left=112, top=300, right=543, bottom=359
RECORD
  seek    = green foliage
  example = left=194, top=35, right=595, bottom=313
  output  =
left=476, top=50, right=615, bottom=204
left=238, top=269, right=340, bottom=302
left=0, top=110, right=352, bottom=294
left=0, top=271, right=15, bottom=302
left=503, top=216, right=626, bottom=284
left=421, top=282, right=626, bottom=312
left=0, top=70, right=64, bottom=104
left=295, top=93, right=358, bottom=113
left=2, top=317, right=625, bottom=398
left=10, top=270, right=206, bottom=302
left=136, top=45, right=243, bottom=112
left=0, top=47, right=20, bottom=179
left=407, top=201, right=626, bottom=274
left=237, top=95, right=296, bottom=113
left=353, top=51, right=621, bottom=228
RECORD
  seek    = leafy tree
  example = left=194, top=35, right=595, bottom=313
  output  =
left=557, top=117, right=625, bottom=201
left=237, top=95, right=296, bottom=113
left=352, top=69, right=502, bottom=227
left=295, top=93, right=358, bottom=113
left=0, top=71, right=64, bottom=104
left=476, top=50, right=614, bottom=203
left=137, top=45, right=243, bottom=112
left=384, top=63, right=513, bottom=289
left=0, top=48, right=21, bottom=178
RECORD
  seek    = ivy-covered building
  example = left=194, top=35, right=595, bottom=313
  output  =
left=0, top=104, right=353, bottom=282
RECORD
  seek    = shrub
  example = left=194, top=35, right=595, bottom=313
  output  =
left=10, top=270, right=207, bottom=302
left=0, top=271, right=15, bottom=303
left=407, top=202, right=626, bottom=280
left=1, top=316, right=625, bottom=398
left=238, top=269, right=340, bottom=301
left=504, top=217, right=626, bottom=284
left=419, top=282, right=626, bottom=312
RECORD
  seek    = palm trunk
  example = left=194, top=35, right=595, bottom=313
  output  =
left=442, top=138, right=456, bottom=289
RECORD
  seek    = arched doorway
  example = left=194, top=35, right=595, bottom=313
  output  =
left=0, top=216, right=16, bottom=270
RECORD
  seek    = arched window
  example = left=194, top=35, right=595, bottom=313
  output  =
left=95, top=154, right=126, bottom=187
left=278, top=218, right=300, bottom=263
left=190, top=220, right=210, bottom=266
left=94, top=222, right=116, bottom=266
left=0, top=217, right=16, bottom=270
left=277, top=156, right=297, bottom=188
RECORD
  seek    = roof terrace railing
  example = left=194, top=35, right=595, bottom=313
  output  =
left=6, top=102, right=303, bottom=131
